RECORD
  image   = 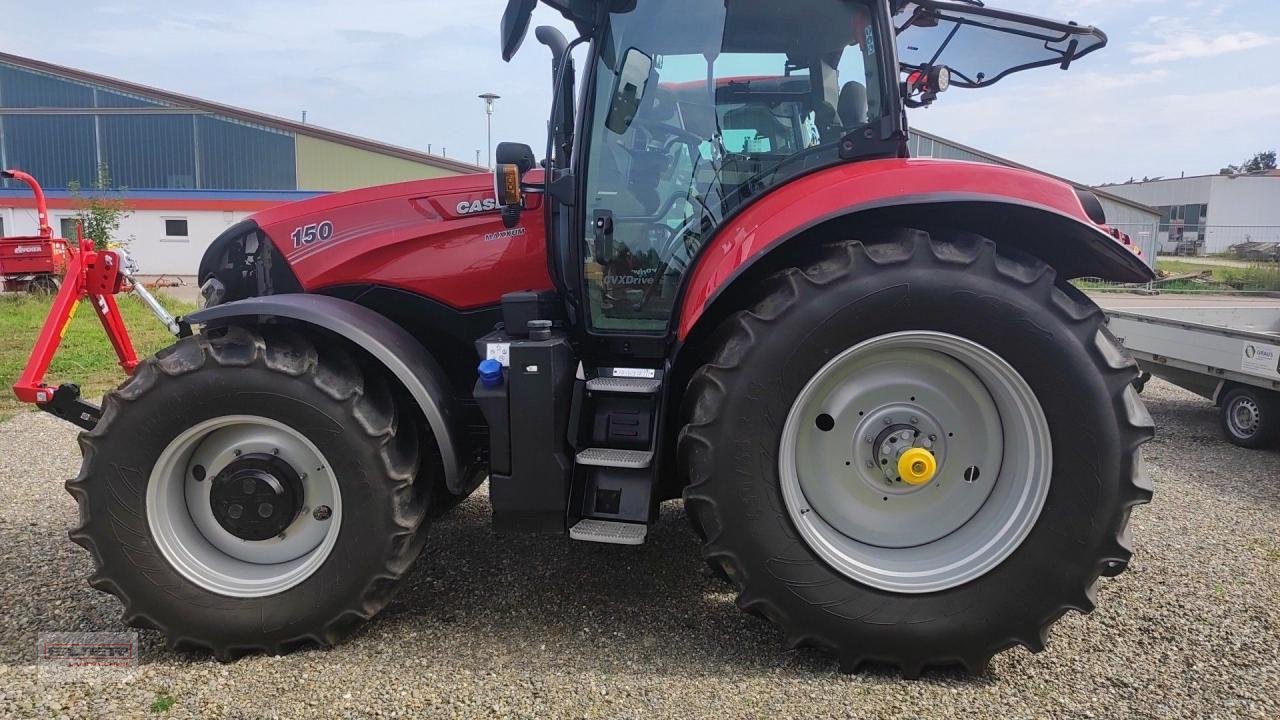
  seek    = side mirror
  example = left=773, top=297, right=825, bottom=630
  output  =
left=605, top=47, right=654, bottom=134
left=500, top=0, right=538, bottom=62
left=494, top=142, right=537, bottom=228
left=496, top=141, right=538, bottom=175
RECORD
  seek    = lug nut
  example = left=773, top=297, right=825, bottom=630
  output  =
left=258, top=503, right=274, bottom=518
left=313, top=505, right=332, bottom=521
left=227, top=504, right=243, bottom=520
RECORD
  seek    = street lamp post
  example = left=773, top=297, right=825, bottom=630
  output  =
left=479, top=93, right=500, bottom=169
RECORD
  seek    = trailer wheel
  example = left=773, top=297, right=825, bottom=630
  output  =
left=1220, top=386, right=1280, bottom=449
left=30, top=275, right=61, bottom=295
left=679, top=230, right=1154, bottom=676
left=67, top=326, right=432, bottom=659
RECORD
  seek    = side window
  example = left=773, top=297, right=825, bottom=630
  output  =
left=59, top=217, right=78, bottom=240
left=836, top=43, right=872, bottom=127
left=163, top=218, right=189, bottom=240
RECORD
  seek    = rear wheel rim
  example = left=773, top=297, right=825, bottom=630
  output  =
left=147, top=416, right=342, bottom=598
left=779, top=331, right=1052, bottom=594
left=1227, top=396, right=1260, bottom=439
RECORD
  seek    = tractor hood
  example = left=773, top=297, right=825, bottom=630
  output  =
left=895, top=1, right=1107, bottom=88
left=198, top=172, right=553, bottom=310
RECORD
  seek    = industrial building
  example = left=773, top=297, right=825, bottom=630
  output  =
left=0, top=52, right=479, bottom=274
left=1098, top=173, right=1280, bottom=255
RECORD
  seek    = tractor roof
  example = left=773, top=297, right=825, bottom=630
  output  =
left=538, top=0, right=1107, bottom=88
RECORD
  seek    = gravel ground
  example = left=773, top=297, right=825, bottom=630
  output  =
left=0, top=379, right=1277, bottom=719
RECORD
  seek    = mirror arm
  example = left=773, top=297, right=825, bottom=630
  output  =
left=547, top=172, right=576, bottom=206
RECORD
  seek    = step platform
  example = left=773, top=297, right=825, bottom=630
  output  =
left=569, top=518, right=648, bottom=545
left=575, top=448, right=653, bottom=469
left=585, top=376, right=662, bottom=394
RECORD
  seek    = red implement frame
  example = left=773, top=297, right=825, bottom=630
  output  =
left=7, top=169, right=140, bottom=428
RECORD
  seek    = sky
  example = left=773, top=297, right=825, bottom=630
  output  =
left=1, top=0, right=1277, bottom=185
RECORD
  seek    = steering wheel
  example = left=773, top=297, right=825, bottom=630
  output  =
left=631, top=118, right=704, bottom=155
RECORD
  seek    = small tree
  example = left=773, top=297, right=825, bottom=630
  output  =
left=67, top=163, right=132, bottom=251
left=1220, top=150, right=1277, bottom=176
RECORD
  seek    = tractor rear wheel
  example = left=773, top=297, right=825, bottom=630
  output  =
left=68, top=325, right=432, bottom=659
left=679, top=230, right=1154, bottom=676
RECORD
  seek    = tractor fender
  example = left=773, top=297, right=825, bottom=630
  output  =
left=185, top=293, right=465, bottom=492
left=675, top=158, right=1154, bottom=339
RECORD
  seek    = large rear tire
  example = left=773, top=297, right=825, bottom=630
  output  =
left=67, top=326, right=432, bottom=659
left=679, top=230, right=1154, bottom=676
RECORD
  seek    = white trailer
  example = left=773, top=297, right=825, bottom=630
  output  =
left=1106, top=306, right=1280, bottom=448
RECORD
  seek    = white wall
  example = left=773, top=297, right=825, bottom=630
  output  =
left=2, top=205, right=253, bottom=275
left=1099, top=175, right=1280, bottom=253
left=1206, top=176, right=1280, bottom=227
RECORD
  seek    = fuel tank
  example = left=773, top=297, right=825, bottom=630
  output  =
left=210, top=173, right=553, bottom=309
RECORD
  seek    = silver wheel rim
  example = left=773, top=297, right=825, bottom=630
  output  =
left=1227, top=396, right=1260, bottom=438
left=779, top=331, right=1052, bottom=594
left=147, top=416, right=342, bottom=598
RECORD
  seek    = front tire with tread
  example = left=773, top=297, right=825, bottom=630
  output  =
left=67, top=325, right=434, bottom=659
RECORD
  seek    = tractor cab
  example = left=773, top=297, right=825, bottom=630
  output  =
left=497, top=0, right=1108, bottom=339
left=477, top=0, right=1115, bottom=542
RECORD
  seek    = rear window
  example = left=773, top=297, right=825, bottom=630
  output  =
left=896, top=1, right=1106, bottom=88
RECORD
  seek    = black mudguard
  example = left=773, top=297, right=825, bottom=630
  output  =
left=185, top=294, right=466, bottom=492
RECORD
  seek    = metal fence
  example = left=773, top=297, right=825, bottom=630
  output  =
left=1075, top=256, right=1280, bottom=295
left=1151, top=225, right=1280, bottom=257
left=1071, top=222, right=1280, bottom=295
left=1111, top=222, right=1161, bottom=268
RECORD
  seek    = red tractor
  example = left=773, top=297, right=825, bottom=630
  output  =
left=19, top=0, right=1154, bottom=676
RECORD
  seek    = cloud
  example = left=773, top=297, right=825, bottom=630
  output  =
left=1130, top=29, right=1278, bottom=63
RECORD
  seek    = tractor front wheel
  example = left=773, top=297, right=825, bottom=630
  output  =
left=68, top=326, right=431, bottom=659
left=679, top=230, right=1154, bottom=676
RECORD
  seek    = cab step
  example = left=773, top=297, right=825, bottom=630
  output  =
left=585, top=376, right=661, bottom=394
left=569, top=518, right=647, bottom=545
left=575, top=448, right=653, bottom=469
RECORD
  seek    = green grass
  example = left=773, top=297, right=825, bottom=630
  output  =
left=0, top=292, right=194, bottom=421
left=149, top=692, right=177, bottom=713
left=1077, top=259, right=1280, bottom=293
left=1154, top=260, right=1280, bottom=291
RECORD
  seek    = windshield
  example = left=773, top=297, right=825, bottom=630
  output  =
left=896, top=1, right=1107, bottom=88
left=581, top=0, right=887, bottom=333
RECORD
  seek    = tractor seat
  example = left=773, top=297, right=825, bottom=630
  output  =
left=838, top=81, right=869, bottom=128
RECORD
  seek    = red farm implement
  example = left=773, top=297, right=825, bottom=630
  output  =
left=0, top=170, right=70, bottom=293
left=7, top=168, right=179, bottom=429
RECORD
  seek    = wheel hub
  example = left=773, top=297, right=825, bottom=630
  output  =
left=147, top=416, right=342, bottom=598
left=780, top=331, right=1053, bottom=593
left=208, top=453, right=304, bottom=541
left=897, top=447, right=938, bottom=486
left=1229, top=398, right=1260, bottom=437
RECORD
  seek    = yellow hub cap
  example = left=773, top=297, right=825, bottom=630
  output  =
left=897, top=448, right=938, bottom=486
